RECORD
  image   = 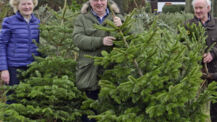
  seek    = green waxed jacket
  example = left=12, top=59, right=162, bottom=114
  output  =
left=73, top=0, right=123, bottom=91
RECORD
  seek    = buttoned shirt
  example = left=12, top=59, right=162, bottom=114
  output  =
left=91, top=8, right=110, bottom=24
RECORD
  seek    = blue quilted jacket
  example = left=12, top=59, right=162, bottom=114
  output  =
left=0, top=12, right=40, bottom=71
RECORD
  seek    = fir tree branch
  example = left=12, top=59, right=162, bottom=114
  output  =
left=200, top=42, right=216, bottom=89
left=133, top=0, right=139, bottom=9
left=56, top=0, right=67, bottom=57
left=108, top=4, right=143, bottom=76
left=108, top=3, right=115, bottom=18
left=61, top=0, right=67, bottom=25
left=119, top=30, right=143, bottom=76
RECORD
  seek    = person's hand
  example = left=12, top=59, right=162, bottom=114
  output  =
left=203, top=52, right=213, bottom=63
left=103, top=36, right=116, bottom=46
left=201, top=72, right=214, bottom=80
left=113, top=16, right=122, bottom=27
left=1, top=70, right=10, bottom=84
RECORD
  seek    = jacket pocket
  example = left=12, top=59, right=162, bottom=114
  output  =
left=76, top=61, right=99, bottom=90
left=85, top=28, right=97, bottom=36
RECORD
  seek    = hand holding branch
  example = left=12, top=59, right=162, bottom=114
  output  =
left=113, top=16, right=122, bottom=27
left=103, top=36, right=116, bottom=46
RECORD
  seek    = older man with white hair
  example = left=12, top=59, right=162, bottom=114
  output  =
left=187, top=0, right=217, bottom=121
left=191, top=0, right=215, bottom=63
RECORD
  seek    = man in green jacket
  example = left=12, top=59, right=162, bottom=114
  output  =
left=186, top=0, right=217, bottom=121
left=73, top=0, right=122, bottom=99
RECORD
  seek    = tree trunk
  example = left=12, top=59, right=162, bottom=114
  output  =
left=185, top=0, right=193, bottom=13
left=212, top=0, right=217, bottom=17
left=113, top=0, right=146, bottom=13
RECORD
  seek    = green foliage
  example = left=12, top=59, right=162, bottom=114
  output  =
left=0, top=1, right=13, bottom=27
left=157, top=12, right=193, bottom=31
left=0, top=1, right=216, bottom=121
left=38, top=3, right=79, bottom=58
left=0, top=60, right=85, bottom=121
left=162, top=5, right=185, bottom=13
left=34, top=5, right=53, bottom=24
left=145, top=2, right=152, bottom=13
left=36, top=0, right=81, bottom=11
left=85, top=10, right=217, bottom=121
left=0, top=1, right=87, bottom=121
left=21, top=56, right=76, bottom=81
left=131, top=9, right=193, bottom=34
left=70, top=0, right=81, bottom=12
left=35, top=0, right=80, bottom=24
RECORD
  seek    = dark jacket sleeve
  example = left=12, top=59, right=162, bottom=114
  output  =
left=0, top=18, right=11, bottom=71
left=210, top=47, right=217, bottom=59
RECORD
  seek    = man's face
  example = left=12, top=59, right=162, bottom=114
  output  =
left=90, top=0, right=107, bottom=16
left=193, top=0, right=210, bottom=21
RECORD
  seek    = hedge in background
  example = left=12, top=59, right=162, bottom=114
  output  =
left=162, top=5, right=185, bottom=13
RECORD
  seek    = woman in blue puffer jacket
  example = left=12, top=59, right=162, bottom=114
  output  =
left=0, top=0, right=40, bottom=88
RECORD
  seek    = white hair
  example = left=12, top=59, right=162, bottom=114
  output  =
left=192, top=0, right=211, bottom=8
left=9, top=0, right=38, bottom=13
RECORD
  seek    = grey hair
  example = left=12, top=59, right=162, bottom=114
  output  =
left=192, top=0, right=211, bottom=8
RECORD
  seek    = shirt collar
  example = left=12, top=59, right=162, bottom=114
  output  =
left=91, top=8, right=110, bottom=24
left=16, top=11, right=36, bottom=23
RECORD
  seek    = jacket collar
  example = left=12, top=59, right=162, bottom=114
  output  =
left=194, top=13, right=217, bottom=29
left=15, top=11, right=37, bottom=23
left=91, top=8, right=110, bottom=24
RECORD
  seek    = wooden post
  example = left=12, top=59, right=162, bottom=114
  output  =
left=212, top=0, right=217, bottom=17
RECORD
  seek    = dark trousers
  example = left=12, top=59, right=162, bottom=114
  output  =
left=211, top=102, right=217, bottom=122
left=6, top=66, right=27, bottom=104
left=85, top=89, right=100, bottom=100
left=82, top=89, right=100, bottom=122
